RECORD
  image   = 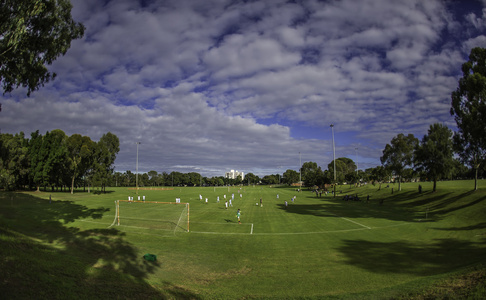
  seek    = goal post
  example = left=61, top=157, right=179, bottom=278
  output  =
left=113, top=200, right=189, bottom=233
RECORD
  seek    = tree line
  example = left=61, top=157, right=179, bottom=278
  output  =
left=0, top=129, right=119, bottom=192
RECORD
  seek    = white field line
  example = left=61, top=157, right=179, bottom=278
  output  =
left=324, top=210, right=371, bottom=229
left=79, top=217, right=412, bottom=236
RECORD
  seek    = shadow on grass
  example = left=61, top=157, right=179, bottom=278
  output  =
left=0, top=192, right=199, bottom=299
left=276, top=200, right=420, bottom=223
left=337, top=238, right=486, bottom=275
left=280, top=186, right=486, bottom=226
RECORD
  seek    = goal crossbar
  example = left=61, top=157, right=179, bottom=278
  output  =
left=114, top=200, right=190, bottom=232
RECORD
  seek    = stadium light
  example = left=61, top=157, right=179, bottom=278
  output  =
left=330, top=124, right=336, bottom=198
left=136, top=142, right=141, bottom=194
left=299, top=152, right=302, bottom=191
left=355, top=147, right=358, bottom=175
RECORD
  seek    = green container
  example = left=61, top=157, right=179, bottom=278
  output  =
left=143, top=253, right=157, bottom=261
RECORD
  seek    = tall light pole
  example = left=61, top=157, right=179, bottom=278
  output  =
left=355, top=147, right=359, bottom=176
left=330, top=124, right=336, bottom=198
left=136, top=142, right=141, bottom=195
left=299, top=152, right=302, bottom=192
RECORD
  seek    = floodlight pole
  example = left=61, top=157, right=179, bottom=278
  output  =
left=299, top=152, right=302, bottom=191
left=136, top=142, right=141, bottom=195
left=331, top=124, right=336, bottom=198
left=355, top=147, right=358, bottom=176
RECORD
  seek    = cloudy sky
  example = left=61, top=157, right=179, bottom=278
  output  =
left=1, top=0, right=486, bottom=177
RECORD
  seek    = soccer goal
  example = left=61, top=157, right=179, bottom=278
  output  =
left=110, top=200, right=189, bottom=234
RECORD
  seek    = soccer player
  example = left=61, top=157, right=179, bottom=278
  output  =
left=217, top=196, right=220, bottom=203
left=236, top=209, right=241, bottom=224
left=260, top=198, right=263, bottom=207
left=229, top=199, right=233, bottom=207
left=225, top=201, right=228, bottom=209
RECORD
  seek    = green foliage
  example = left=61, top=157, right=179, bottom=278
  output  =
left=282, top=169, right=299, bottom=184
left=0, top=130, right=119, bottom=192
left=90, top=132, right=120, bottom=192
left=0, top=132, right=29, bottom=189
left=450, top=47, right=486, bottom=190
left=381, top=133, right=419, bottom=191
left=66, top=134, right=95, bottom=194
left=0, top=0, right=85, bottom=95
left=301, top=161, right=324, bottom=187
left=414, top=123, right=454, bottom=192
left=328, top=157, right=357, bottom=184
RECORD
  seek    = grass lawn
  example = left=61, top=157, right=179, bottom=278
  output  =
left=1, top=180, right=486, bottom=299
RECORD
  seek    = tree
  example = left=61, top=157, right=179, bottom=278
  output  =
left=245, top=173, right=259, bottom=185
left=380, top=133, right=419, bottom=191
left=0, top=0, right=85, bottom=95
left=414, top=123, right=454, bottom=192
left=368, top=166, right=388, bottom=190
left=28, top=130, right=48, bottom=191
left=301, top=161, right=323, bottom=187
left=44, top=129, right=69, bottom=190
left=66, top=134, right=94, bottom=194
left=92, top=132, right=120, bottom=192
left=282, top=169, right=299, bottom=185
left=328, top=157, right=356, bottom=184
left=0, top=132, right=29, bottom=190
left=261, top=174, right=279, bottom=185
left=450, top=47, right=486, bottom=190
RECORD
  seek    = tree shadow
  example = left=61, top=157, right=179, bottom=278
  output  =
left=278, top=188, right=486, bottom=226
left=277, top=200, right=420, bottom=223
left=337, top=238, right=486, bottom=276
left=0, top=192, right=199, bottom=299
left=433, top=222, right=486, bottom=231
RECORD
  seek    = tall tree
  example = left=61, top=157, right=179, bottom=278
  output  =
left=368, top=166, right=388, bottom=190
left=282, top=169, right=299, bottom=185
left=44, top=129, right=68, bottom=190
left=301, top=161, right=323, bottom=187
left=328, top=157, right=356, bottom=184
left=414, top=123, right=454, bottom=192
left=28, top=130, right=48, bottom=191
left=450, top=47, right=486, bottom=190
left=0, top=0, right=85, bottom=95
left=0, top=132, right=29, bottom=190
left=92, top=132, right=119, bottom=192
left=245, top=173, right=260, bottom=185
left=380, top=133, right=419, bottom=191
left=66, top=134, right=94, bottom=194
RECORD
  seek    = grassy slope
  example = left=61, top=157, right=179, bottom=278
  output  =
left=0, top=181, right=485, bottom=299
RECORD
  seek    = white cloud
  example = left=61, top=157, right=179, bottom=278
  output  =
left=1, top=0, right=483, bottom=176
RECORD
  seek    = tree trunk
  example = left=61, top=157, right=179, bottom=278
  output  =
left=71, top=176, right=75, bottom=194
left=433, top=178, right=437, bottom=192
left=474, top=167, right=478, bottom=191
left=398, top=176, right=402, bottom=191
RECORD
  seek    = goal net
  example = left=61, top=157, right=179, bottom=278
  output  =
left=111, top=200, right=189, bottom=234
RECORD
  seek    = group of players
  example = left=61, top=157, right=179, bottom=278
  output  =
left=196, top=191, right=298, bottom=224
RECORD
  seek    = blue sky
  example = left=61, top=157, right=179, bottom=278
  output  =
left=1, top=0, right=486, bottom=177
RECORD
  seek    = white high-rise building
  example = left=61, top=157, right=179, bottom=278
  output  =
left=225, top=169, right=245, bottom=180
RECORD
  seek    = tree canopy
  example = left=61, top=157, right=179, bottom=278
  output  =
left=450, top=47, right=486, bottom=190
left=0, top=0, right=85, bottom=95
left=0, top=130, right=118, bottom=191
left=414, top=123, right=454, bottom=192
left=380, top=133, right=419, bottom=191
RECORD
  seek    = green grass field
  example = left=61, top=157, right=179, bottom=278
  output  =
left=1, top=181, right=486, bottom=299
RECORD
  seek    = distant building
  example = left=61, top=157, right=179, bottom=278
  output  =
left=225, top=169, right=245, bottom=181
